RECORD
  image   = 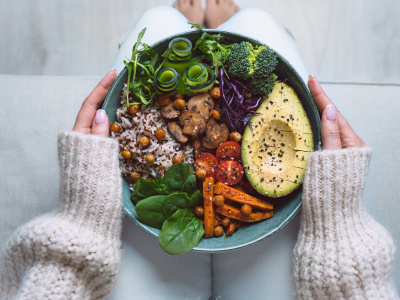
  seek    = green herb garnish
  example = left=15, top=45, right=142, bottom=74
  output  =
left=190, top=23, right=232, bottom=77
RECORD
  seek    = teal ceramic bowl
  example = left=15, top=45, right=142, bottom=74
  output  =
left=103, top=30, right=321, bottom=253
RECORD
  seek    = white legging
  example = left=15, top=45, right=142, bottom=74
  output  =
left=111, top=6, right=309, bottom=85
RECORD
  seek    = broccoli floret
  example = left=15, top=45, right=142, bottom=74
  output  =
left=228, top=42, right=256, bottom=80
left=248, top=73, right=278, bottom=96
left=253, top=45, right=278, bottom=79
left=227, top=42, right=278, bottom=95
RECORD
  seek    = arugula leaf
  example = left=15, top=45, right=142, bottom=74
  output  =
left=130, top=178, right=169, bottom=204
left=124, top=27, right=161, bottom=106
left=135, top=195, right=168, bottom=229
left=158, top=209, right=204, bottom=255
left=163, top=163, right=193, bottom=192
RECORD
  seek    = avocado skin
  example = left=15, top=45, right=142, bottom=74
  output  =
left=241, top=82, right=314, bottom=198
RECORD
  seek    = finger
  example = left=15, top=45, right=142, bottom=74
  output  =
left=91, top=109, right=110, bottom=138
left=321, top=104, right=342, bottom=150
left=308, top=75, right=334, bottom=114
left=73, top=70, right=118, bottom=133
left=308, top=75, right=366, bottom=148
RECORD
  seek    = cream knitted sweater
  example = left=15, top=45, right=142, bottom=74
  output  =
left=0, top=133, right=398, bottom=299
left=293, top=147, right=398, bottom=299
left=0, top=131, right=122, bottom=299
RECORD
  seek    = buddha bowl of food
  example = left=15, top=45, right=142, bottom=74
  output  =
left=103, top=26, right=321, bottom=254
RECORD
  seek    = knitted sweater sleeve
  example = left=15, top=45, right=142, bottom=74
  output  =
left=293, top=147, right=399, bottom=299
left=0, top=131, right=122, bottom=300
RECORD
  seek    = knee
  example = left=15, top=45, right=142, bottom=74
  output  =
left=140, top=5, right=184, bottom=21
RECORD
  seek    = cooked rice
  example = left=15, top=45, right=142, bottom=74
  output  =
left=111, top=84, right=194, bottom=187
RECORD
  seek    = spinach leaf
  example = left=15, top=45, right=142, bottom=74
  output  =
left=153, top=176, right=164, bottom=185
left=162, top=192, right=202, bottom=218
left=180, top=174, right=197, bottom=194
left=130, top=178, right=169, bottom=204
left=191, top=190, right=203, bottom=203
left=158, top=209, right=205, bottom=255
left=162, top=163, right=193, bottom=192
left=135, top=195, right=168, bottom=229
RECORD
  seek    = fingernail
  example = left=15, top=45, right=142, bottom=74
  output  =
left=309, top=74, right=315, bottom=79
left=110, top=68, right=119, bottom=75
left=95, top=109, right=106, bottom=124
left=326, top=104, right=337, bottom=121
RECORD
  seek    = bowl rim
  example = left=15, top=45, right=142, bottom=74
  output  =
left=103, top=29, right=321, bottom=253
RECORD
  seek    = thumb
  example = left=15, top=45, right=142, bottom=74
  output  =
left=91, top=109, right=110, bottom=138
left=321, top=104, right=342, bottom=150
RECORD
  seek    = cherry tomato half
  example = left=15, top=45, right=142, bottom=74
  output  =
left=194, top=152, right=218, bottom=178
left=215, top=160, right=244, bottom=185
left=216, top=141, right=241, bottom=163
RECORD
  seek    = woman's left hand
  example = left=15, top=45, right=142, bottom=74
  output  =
left=308, top=75, right=366, bottom=150
left=72, top=70, right=118, bottom=137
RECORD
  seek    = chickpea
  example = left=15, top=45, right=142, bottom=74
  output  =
left=158, top=94, right=170, bottom=107
left=122, top=150, right=132, bottom=159
left=241, top=204, right=252, bottom=215
left=210, top=87, right=221, bottom=99
left=130, top=171, right=141, bottom=181
left=193, top=206, right=204, bottom=218
left=138, top=136, right=150, bottom=148
left=196, top=169, right=207, bottom=180
left=229, top=131, right=242, bottom=143
left=213, top=195, right=225, bottom=206
left=222, top=217, right=231, bottom=227
left=244, top=91, right=253, bottom=100
left=214, top=226, right=224, bottom=237
left=154, top=128, right=166, bottom=141
left=172, top=153, right=185, bottom=164
left=127, top=104, right=140, bottom=115
left=174, top=93, right=184, bottom=100
left=173, top=99, right=186, bottom=110
left=110, top=123, right=120, bottom=133
left=145, top=154, right=155, bottom=164
left=210, top=109, right=220, bottom=120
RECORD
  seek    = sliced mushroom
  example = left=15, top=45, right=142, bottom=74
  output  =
left=161, top=101, right=180, bottom=119
left=202, top=117, right=229, bottom=149
left=179, top=111, right=207, bottom=137
left=193, top=139, right=202, bottom=159
left=168, top=122, right=189, bottom=144
left=187, top=93, right=215, bottom=120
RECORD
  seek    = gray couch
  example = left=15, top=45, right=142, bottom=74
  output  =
left=1, top=74, right=398, bottom=299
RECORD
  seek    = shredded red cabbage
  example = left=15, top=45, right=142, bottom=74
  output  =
left=218, top=67, right=263, bottom=133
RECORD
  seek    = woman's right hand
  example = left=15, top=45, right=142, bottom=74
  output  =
left=308, top=75, right=366, bottom=150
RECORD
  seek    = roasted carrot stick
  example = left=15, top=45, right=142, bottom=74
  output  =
left=225, top=219, right=237, bottom=237
left=215, top=204, right=273, bottom=222
left=214, top=182, right=273, bottom=211
left=203, top=177, right=215, bottom=238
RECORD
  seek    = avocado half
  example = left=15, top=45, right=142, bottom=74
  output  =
left=241, top=82, right=314, bottom=198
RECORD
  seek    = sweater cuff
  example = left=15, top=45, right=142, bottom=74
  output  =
left=301, top=147, right=372, bottom=222
left=57, top=131, right=122, bottom=239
